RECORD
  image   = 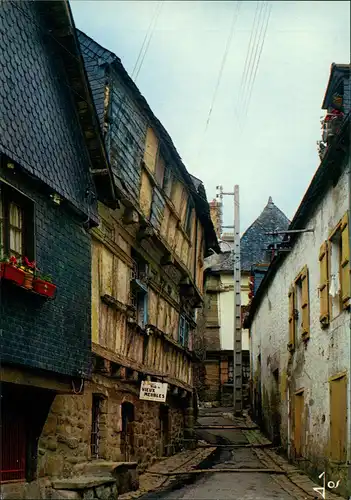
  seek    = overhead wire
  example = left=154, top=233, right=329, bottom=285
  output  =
left=133, top=1, right=164, bottom=83
left=131, top=1, right=161, bottom=79
left=240, top=2, right=272, bottom=132
left=236, top=1, right=266, bottom=126
left=234, top=1, right=260, bottom=120
left=195, top=1, right=242, bottom=165
left=2, top=3, right=208, bottom=205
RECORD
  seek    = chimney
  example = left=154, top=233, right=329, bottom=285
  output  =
left=209, top=198, right=222, bottom=240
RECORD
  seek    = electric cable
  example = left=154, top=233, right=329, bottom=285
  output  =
left=240, top=3, right=272, bottom=132
left=234, top=1, right=260, bottom=120
left=237, top=1, right=266, bottom=122
left=195, top=1, right=242, bottom=165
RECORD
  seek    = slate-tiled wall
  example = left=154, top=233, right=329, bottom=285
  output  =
left=0, top=2, right=95, bottom=215
left=0, top=2, right=94, bottom=378
left=0, top=167, right=92, bottom=379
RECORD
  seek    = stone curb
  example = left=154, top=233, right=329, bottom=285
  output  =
left=118, top=446, right=217, bottom=500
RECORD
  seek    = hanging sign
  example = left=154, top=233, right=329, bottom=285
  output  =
left=139, top=380, right=168, bottom=402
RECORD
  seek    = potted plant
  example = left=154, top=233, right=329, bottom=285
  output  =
left=0, top=255, right=26, bottom=286
left=33, top=272, right=56, bottom=298
left=20, top=256, right=36, bottom=289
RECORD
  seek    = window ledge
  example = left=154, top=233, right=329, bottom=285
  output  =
left=1, top=275, right=56, bottom=300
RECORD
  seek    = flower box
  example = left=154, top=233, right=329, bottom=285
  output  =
left=0, top=263, right=25, bottom=286
left=33, top=278, right=56, bottom=298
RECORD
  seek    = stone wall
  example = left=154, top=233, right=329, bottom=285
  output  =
left=250, top=166, right=350, bottom=498
left=38, top=375, right=188, bottom=480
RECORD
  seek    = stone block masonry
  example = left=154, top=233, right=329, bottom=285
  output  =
left=38, top=376, right=187, bottom=480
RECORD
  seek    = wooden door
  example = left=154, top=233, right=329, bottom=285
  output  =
left=294, top=390, right=304, bottom=457
left=330, top=375, right=347, bottom=462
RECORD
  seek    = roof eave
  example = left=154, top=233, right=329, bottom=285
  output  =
left=247, top=115, right=350, bottom=327
left=38, top=2, right=118, bottom=212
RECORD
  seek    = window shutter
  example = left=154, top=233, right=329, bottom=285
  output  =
left=301, top=266, right=310, bottom=339
left=319, top=241, right=329, bottom=326
left=340, top=212, right=350, bottom=309
left=288, top=285, right=295, bottom=350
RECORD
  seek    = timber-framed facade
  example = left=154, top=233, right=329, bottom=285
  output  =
left=76, top=30, right=219, bottom=469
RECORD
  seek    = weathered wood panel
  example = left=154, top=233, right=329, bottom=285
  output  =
left=160, top=205, right=170, bottom=240
left=139, top=170, right=153, bottom=219
left=143, top=127, right=159, bottom=173
left=167, top=214, right=177, bottom=250
left=172, top=181, right=184, bottom=214
left=150, top=186, right=165, bottom=232
left=91, top=239, right=100, bottom=344
left=100, top=246, right=114, bottom=296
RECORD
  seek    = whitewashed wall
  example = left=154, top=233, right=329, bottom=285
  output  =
left=251, top=164, right=350, bottom=469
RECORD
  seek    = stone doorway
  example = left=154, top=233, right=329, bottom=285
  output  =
left=121, top=402, right=135, bottom=462
left=159, top=404, right=169, bottom=457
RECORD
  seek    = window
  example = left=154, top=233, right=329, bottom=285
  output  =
left=228, top=358, right=233, bottom=383
left=288, top=285, right=296, bottom=350
left=324, top=212, right=350, bottom=319
left=155, top=153, right=165, bottom=187
left=178, top=315, right=189, bottom=348
left=288, top=266, right=310, bottom=350
left=91, top=394, right=104, bottom=459
left=0, top=182, right=34, bottom=260
left=329, top=373, right=347, bottom=462
left=184, top=200, right=194, bottom=236
left=319, top=241, right=329, bottom=326
left=131, top=251, right=148, bottom=329
left=162, top=168, right=173, bottom=198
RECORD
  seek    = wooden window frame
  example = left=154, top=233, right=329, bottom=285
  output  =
left=0, top=181, right=35, bottom=261
left=178, top=315, right=189, bottom=348
left=294, top=266, right=310, bottom=341
left=319, top=240, right=330, bottom=327
left=184, top=199, right=194, bottom=237
left=328, top=211, right=350, bottom=314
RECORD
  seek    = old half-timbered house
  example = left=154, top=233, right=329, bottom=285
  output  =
left=77, top=31, right=219, bottom=470
left=0, top=2, right=116, bottom=498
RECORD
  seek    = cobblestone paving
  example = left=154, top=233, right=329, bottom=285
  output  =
left=140, top=409, right=318, bottom=500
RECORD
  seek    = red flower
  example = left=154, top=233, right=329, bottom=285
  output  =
left=22, top=256, right=36, bottom=269
left=9, top=256, right=17, bottom=266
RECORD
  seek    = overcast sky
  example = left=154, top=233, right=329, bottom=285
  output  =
left=71, top=1, right=350, bottom=232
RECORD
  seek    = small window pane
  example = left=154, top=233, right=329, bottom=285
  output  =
left=9, top=203, right=22, bottom=229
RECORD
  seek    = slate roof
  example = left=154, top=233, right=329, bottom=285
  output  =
left=77, top=29, right=220, bottom=254
left=208, top=197, right=290, bottom=273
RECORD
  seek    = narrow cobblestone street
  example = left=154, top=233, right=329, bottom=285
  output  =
left=138, top=408, right=345, bottom=500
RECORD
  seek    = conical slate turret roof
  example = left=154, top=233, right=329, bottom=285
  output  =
left=241, top=197, right=290, bottom=271
left=209, top=197, right=290, bottom=272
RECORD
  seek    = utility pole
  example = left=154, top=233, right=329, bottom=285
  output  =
left=216, top=185, right=242, bottom=415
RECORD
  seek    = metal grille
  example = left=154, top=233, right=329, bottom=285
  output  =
left=90, top=395, right=101, bottom=459
left=0, top=409, right=26, bottom=483
left=228, top=359, right=234, bottom=383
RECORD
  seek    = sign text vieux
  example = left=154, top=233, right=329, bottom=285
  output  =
left=139, top=381, right=168, bottom=403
